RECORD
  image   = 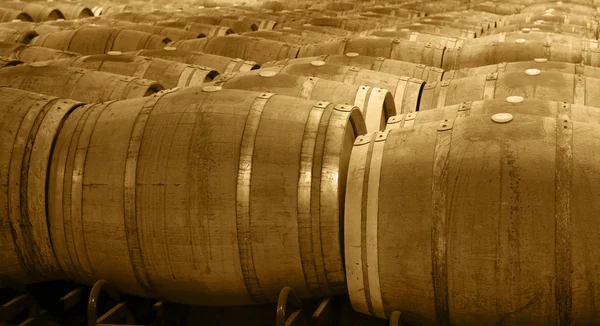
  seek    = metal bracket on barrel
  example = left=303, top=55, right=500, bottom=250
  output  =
left=276, top=286, right=306, bottom=326
left=389, top=310, right=405, bottom=326
left=87, top=279, right=137, bottom=326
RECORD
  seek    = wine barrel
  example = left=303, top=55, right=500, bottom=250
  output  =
left=0, top=3, right=64, bottom=22
left=387, top=98, right=600, bottom=129
left=259, top=61, right=424, bottom=114
left=242, top=31, right=323, bottom=45
left=522, top=2, right=600, bottom=15
left=47, top=52, right=218, bottom=89
left=359, top=6, right=423, bottom=19
left=442, top=33, right=600, bottom=70
left=154, top=21, right=233, bottom=36
left=0, top=63, right=164, bottom=103
left=0, top=26, right=37, bottom=43
left=443, top=59, right=600, bottom=80
left=346, top=110, right=600, bottom=325
left=0, top=21, right=63, bottom=36
left=0, top=87, right=82, bottom=285
left=29, top=27, right=170, bottom=55
left=393, top=22, right=478, bottom=38
left=488, top=23, right=597, bottom=39
left=119, top=24, right=205, bottom=41
left=92, top=4, right=132, bottom=17
left=275, top=27, right=339, bottom=42
left=302, top=17, right=384, bottom=32
left=212, top=70, right=395, bottom=132
left=396, top=0, right=462, bottom=14
left=0, top=8, right=33, bottom=22
left=47, top=86, right=365, bottom=305
left=50, top=3, right=93, bottom=20
left=275, top=23, right=354, bottom=37
left=418, top=71, right=600, bottom=111
left=263, top=54, right=444, bottom=83
left=0, top=56, right=21, bottom=67
left=128, top=47, right=259, bottom=74
left=505, top=12, right=598, bottom=30
left=168, top=36, right=300, bottom=65
left=469, top=2, right=523, bottom=15
left=298, top=37, right=445, bottom=68
left=0, top=41, right=78, bottom=62
left=359, top=30, right=465, bottom=49
left=423, top=10, right=505, bottom=29
left=415, top=18, right=485, bottom=36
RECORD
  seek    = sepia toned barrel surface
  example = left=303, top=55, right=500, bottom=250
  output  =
left=212, top=70, right=395, bottom=132
left=0, top=87, right=82, bottom=285
left=0, top=63, right=164, bottom=103
left=346, top=110, right=600, bottom=325
left=48, top=87, right=365, bottom=305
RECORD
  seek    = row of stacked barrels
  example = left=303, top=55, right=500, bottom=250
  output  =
left=2, top=0, right=600, bottom=324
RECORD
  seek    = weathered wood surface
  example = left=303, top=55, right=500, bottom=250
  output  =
left=169, top=36, right=300, bottom=65
left=212, top=70, right=395, bottom=132
left=29, top=27, right=170, bottom=55
left=298, top=37, right=445, bottom=68
left=0, top=87, right=81, bottom=285
left=419, top=71, right=600, bottom=111
left=129, top=47, right=259, bottom=74
left=346, top=108, right=600, bottom=324
left=442, top=32, right=600, bottom=70
left=0, top=63, right=164, bottom=103
left=263, top=54, right=443, bottom=83
left=46, top=53, right=219, bottom=89
left=259, top=61, right=424, bottom=114
left=48, top=87, right=365, bottom=305
left=0, top=41, right=78, bottom=62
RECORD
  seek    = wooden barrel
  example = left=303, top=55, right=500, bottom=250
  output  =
left=275, top=23, right=354, bottom=37
left=394, top=22, right=478, bottom=38
left=0, top=8, right=33, bottom=22
left=359, top=30, right=466, bottom=49
left=388, top=98, right=600, bottom=128
left=346, top=109, right=600, bottom=325
left=0, top=3, right=64, bottom=22
left=50, top=3, right=93, bottom=20
left=259, top=61, right=424, bottom=114
left=443, top=59, right=600, bottom=80
left=424, top=10, right=505, bottom=29
left=418, top=71, right=600, bottom=111
left=129, top=48, right=259, bottom=74
left=0, top=56, right=21, bottom=67
left=154, top=21, right=233, bottom=36
left=303, top=17, right=384, bottom=32
left=92, top=4, right=132, bottom=17
left=298, top=37, right=445, bottom=68
left=468, top=2, right=523, bottom=15
left=522, top=2, right=600, bottom=15
left=263, top=54, right=444, bottom=83
left=29, top=27, right=170, bottom=55
left=241, top=31, right=323, bottom=45
left=359, top=6, right=423, bottom=19
left=0, top=87, right=82, bottom=285
left=396, top=0, right=462, bottom=14
left=275, top=27, right=339, bottom=42
left=488, top=23, right=597, bottom=39
left=0, top=21, right=63, bottom=36
left=169, top=36, right=300, bottom=65
left=47, top=86, right=365, bottom=305
left=0, top=63, right=164, bottom=103
left=119, top=24, right=205, bottom=41
left=0, top=41, right=78, bottom=62
left=47, top=52, right=219, bottom=89
left=505, top=12, right=598, bottom=30
left=0, top=26, right=38, bottom=43
left=442, top=33, right=600, bottom=70
left=212, top=70, right=395, bottom=132
left=415, top=18, right=484, bottom=36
